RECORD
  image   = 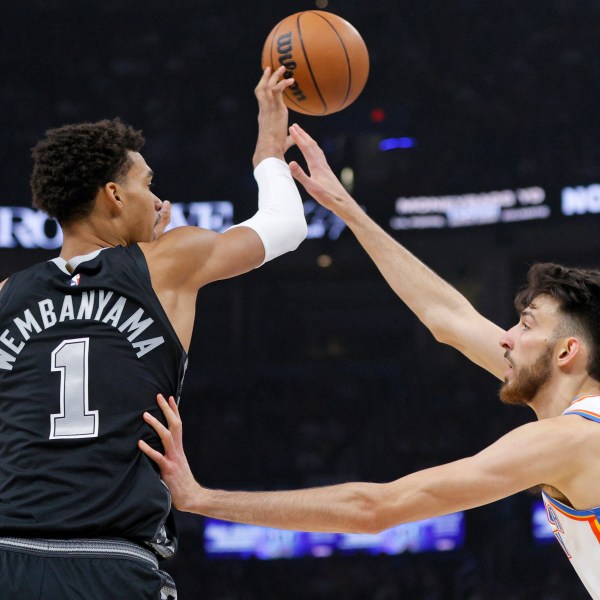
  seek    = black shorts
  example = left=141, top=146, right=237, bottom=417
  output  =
left=0, top=537, right=176, bottom=600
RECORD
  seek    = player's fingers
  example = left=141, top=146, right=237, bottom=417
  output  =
left=261, top=66, right=272, bottom=82
left=167, top=396, right=180, bottom=419
left=160, top=200, right=171, bottom=225
left=292, top=125, right=324, bottom=159
left=254, top=67, right=272, bottom=95
left=157, top=394, right=182, bottom=434
left=154, top=200, right=171, bottom=238
left=143, top=411, right=175, bottom=452
left=289, top=125, right=314, bottom=155
left=138, top=439, right=165, bottom=465
left=293, top=125, right=325, bottom=156
left=284, top=134, right=296, bottom=153
left=166, top=396, right=183, bottom=443
left=289, top=124, right=312, bottom=143
left=289, top=161, right=309, bottom=184
left=268, top=65, right=286, bottom=87
left=290, top=128, right=321, bottom=167
left=273, top=77, right=294, bottom=94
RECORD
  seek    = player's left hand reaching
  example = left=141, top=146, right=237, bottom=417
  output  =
left=252, top=66, right=295, bottom=166
left=138, top=394, right=200, bottom=511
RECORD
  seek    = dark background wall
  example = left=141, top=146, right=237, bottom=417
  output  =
left=2, top=1, right=600, bottom=598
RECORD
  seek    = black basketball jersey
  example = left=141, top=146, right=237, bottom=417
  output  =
left=0, top=245, right=187, bottom=557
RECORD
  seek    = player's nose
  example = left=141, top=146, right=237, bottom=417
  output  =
left=499, top=326, right=515, bottom=350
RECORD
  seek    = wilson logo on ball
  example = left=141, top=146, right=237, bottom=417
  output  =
left=262, top=11, right=369, bottom=116
left=276, top=32, right=308, bottom=102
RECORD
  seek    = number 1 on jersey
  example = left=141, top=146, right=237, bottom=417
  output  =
left=50, top=338, right=99, bottom=439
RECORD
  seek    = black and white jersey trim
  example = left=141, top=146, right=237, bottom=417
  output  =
left=0, top=536, right=159, bottom=569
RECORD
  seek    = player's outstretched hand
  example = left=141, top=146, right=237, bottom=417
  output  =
left=288, top=124, right=359, bottom=217
left=253, top=66, right=296, bottom=166
left=138, top=394, right=200, bottom=512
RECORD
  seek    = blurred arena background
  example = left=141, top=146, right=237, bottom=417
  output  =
left=2, top=1, right=599, bottom=598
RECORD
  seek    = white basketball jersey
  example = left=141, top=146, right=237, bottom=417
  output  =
left=542, top=395, right=600, bottom=600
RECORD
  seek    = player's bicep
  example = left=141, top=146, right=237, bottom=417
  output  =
left=143, top=225, right=266, bottom=290
left=375, top=421, right=573, bottom=528
left=453, top=419, right=577, bottom=505
left=201, top=226, right=266, bottom=282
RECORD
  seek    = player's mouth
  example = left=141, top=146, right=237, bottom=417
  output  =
left=504, top=351, right=514, bottom=379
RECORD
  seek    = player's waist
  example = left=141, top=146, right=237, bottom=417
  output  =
left=0, top=536, right=159, bottom=569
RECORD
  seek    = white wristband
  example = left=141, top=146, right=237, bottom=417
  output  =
left=228, top=157, right=307, bottom=265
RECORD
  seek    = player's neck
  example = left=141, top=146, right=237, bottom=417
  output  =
left=531, top=374, right=600, bottom=420
left=59, top=220, right=120, bottom=261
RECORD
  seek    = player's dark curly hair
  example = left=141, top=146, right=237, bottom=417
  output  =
left=515, top=263, right=600, bottom=381
left=30, top=118, right=145, bottom=224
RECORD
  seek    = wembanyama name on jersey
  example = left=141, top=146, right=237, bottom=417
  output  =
left=0, top=286, right=165, bottom=370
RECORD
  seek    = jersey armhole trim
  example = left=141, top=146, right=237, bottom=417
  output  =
left=129, top=245, right=187, bottom=357
left=563, top=410, right=600, bottom=424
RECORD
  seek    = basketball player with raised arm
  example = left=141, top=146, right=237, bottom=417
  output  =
left=142, top=125, right=600, bottom=599
left=0, top=67, right=306, bottom=600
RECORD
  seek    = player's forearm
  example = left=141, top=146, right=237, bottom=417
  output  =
left=229, top=158, right=307, bottom=264
left=338, top=200, right=472, bottom=339
left=185, top=482, right=389, bottom=534
left=349, top=208, right=508, bottom=377
left=252, top=103, right=286, bottom=167
left=184, top=471, right=473, bottom=535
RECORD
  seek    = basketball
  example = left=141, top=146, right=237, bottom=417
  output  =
left=261, top=11, right=369, bottom=116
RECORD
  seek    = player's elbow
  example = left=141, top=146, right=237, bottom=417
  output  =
left=423, top=306, right=473, bottom=350
left=259, top=213, right=307, bottom=262
left=421, top=310, right=457, bottom=346
left=350, top=483, right=396, bottom=534
left=283, top=214, right=308, bottom=251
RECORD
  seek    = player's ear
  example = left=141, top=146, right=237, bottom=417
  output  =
left=556, top=337, right=581, bottom=369
left=101, top=182, right=123, bottom=214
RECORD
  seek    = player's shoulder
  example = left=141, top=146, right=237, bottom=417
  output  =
left=142, top=226, right=217, bottom=257
left=160, top=225, right=217, bottom=243
left=533, top=408, right=600, bottom=453
left=0, top=260, right=51, bottom=292
left=508, top=412, right=592, bottom=449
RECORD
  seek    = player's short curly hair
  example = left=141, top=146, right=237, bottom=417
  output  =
left=30, top=118, right=145, bottom=224
left=515, top=262, right=600, bottom=381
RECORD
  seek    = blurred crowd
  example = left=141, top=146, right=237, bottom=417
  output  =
left=2, top=1, right=600, bottom=206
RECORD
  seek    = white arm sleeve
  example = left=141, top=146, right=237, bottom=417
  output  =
left=228, top=157, right=307, bottom=265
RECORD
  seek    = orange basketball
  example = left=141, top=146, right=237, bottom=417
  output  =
left=261, top=11, right=369, bottom=116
